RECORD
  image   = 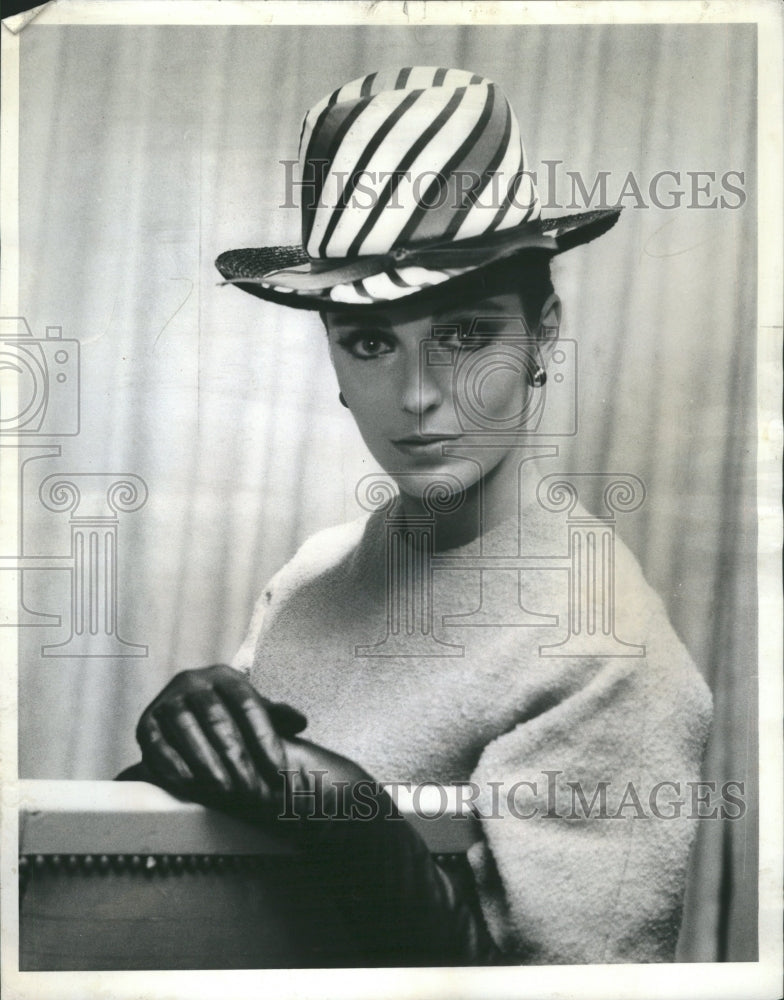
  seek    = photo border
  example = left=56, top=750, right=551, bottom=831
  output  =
left=1, top=2, right=781, bottom=998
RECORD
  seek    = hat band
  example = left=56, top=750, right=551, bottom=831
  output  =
left=225, top=225, right=562, bottom=293
left=217, top=207, right=621, bottom=296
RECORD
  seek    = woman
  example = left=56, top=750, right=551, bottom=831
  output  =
left=126, top=67, right=712, bottom=965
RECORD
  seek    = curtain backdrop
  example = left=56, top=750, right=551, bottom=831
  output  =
left=14, top=22, right=757, bottom=962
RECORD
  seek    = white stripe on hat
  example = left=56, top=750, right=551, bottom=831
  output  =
left=298, top=73, right=374, bottom=171
left=328, top=282, right=373, bottom=304
left=321, top=87, right=457, bottom=257
left=486, top=143, right=526, bottom=232
left=353, top=84, right=492, bottom=256
left=359, top=270, right=419, bottom=300
left=334, top=74, right=367, bottom=104
left=298, top=94, right=332, bottom=166
left=298, top=69, right=491, bottom=225
left=405, top=65, right=445, bottom=89
left=454, top=116, right=521, bottom=238
left=299, top=69, right=488, bottom=151
left=393, top=265, right=454, bottom=286
left=453, top=111, right=538, bottom=240
left=493, top=111, right=536, bottom=231
left=443, top=67, right=477, bottom=86
left=493, top=170, right=540, bottom=232
left=327, top=265, right=468, bottom=304
left=305, top=89, right=417, bottom=257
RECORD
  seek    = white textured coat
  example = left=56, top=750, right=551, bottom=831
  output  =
left=233, top=495, right=712, bottom=964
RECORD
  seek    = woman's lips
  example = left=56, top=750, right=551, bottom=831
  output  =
left=392, top=435, right=463, bottom=456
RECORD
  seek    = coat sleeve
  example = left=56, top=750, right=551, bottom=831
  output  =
left=467, top=639, right=712, bottom=964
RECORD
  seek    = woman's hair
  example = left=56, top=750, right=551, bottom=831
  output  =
left=440, top=251, right=555, bottom=336
left=320, top=251, right=555, bottom=338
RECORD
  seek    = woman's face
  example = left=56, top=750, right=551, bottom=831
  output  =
left=325, top=287, right=555, bottom=499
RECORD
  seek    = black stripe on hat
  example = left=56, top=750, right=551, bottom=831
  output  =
left=303, top=97, right=376, bottom=247
left=433, top=67, right=448, bottom=85
left=351, top=279, right=374, bottom=299
left=392, top=83, right=495, bottom=248
left=297, top=115, right=308, bottom=159
left=345, top=87, right=468, bottom=258
left=329, top=80, right=349, bottom=104
left=305, top=83, right=365, bottom=168
left=360, top=72, right=377, bottom=97
left=298, top=84, right=341, bottom=164
left=395, top=67, right=413, bottom=88
left=489, top=181, right=523, bottom=233
left=387, top=269, right=413, bottom=287
left=317, top=89, right=424, bottom=257
left=439, top=96, right=512, bottom=242
left=486, top=154, right=534, bottom=234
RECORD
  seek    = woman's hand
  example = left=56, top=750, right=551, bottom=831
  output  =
left=135, top=664, right=308, bottom=809
left=134, top=664, right=371, bottom=824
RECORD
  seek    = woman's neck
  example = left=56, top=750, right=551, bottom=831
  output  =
left=396, top=451, right=543, bottom=552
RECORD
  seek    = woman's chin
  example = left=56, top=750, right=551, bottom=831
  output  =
left=385, top=461, right=482, bottom=507
left=383, top=445, right=518, bottom=493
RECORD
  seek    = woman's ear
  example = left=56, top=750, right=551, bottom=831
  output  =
left=535, top=293, right=562, bottom=372
left=537, top=293, right=562, bottom=347
left=321, top=311, right=337, bottom=363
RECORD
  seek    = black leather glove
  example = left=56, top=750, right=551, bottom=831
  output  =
left=120, top=663, right=503, bottom=965
left=128, top=664, right=308, bottom=809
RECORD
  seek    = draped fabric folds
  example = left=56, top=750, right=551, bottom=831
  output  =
left=16, top=23, right=756, bottom=962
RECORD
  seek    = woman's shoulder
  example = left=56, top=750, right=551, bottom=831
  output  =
left=268, top=512, right=374, bottom=603
left=231, top=513, right=374, bottom=673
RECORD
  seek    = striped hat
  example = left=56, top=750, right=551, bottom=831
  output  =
left=216, top=66, right=621, bottom=311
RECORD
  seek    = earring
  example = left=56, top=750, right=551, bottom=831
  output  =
left=339, top=391, right=349, bottom=408
left=528, top=367, right=547, bottom=388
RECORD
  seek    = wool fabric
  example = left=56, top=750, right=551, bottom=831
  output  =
left=233, top=491, right=712, bottom=964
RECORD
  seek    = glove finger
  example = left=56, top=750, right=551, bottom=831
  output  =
left=215, top=681, right=287, bottom=783
left=262, top=699, right=308, bottom=737
left=204, top=668, right=306, bottom=736
left=185, top=688, right=260, bottom=796
left=156, top=700, right=234, bottom=794
left=136, top=713, right=195, bottom=786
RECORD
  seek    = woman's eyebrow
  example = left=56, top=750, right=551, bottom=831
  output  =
left=328, top=315, right=395, bottom=334
left=434, top=299, right=516, bottom=324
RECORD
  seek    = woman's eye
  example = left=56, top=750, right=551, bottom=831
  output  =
left=436, top=325, right=497, bottom=353
left=340, top=334, right=394, bottom=359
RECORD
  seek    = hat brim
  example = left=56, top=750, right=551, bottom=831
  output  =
left=215, top=207, right=621, bottom=312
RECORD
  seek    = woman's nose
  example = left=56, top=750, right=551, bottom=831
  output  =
left=400, top=352, right=444, bottom=415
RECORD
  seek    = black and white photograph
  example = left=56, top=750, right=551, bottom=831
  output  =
left=1, top=2, right=781, bottom=998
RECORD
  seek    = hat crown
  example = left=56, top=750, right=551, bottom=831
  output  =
left=215, top=65, right=622, bottom=309
left=296, top=66, right=541, bottom=261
